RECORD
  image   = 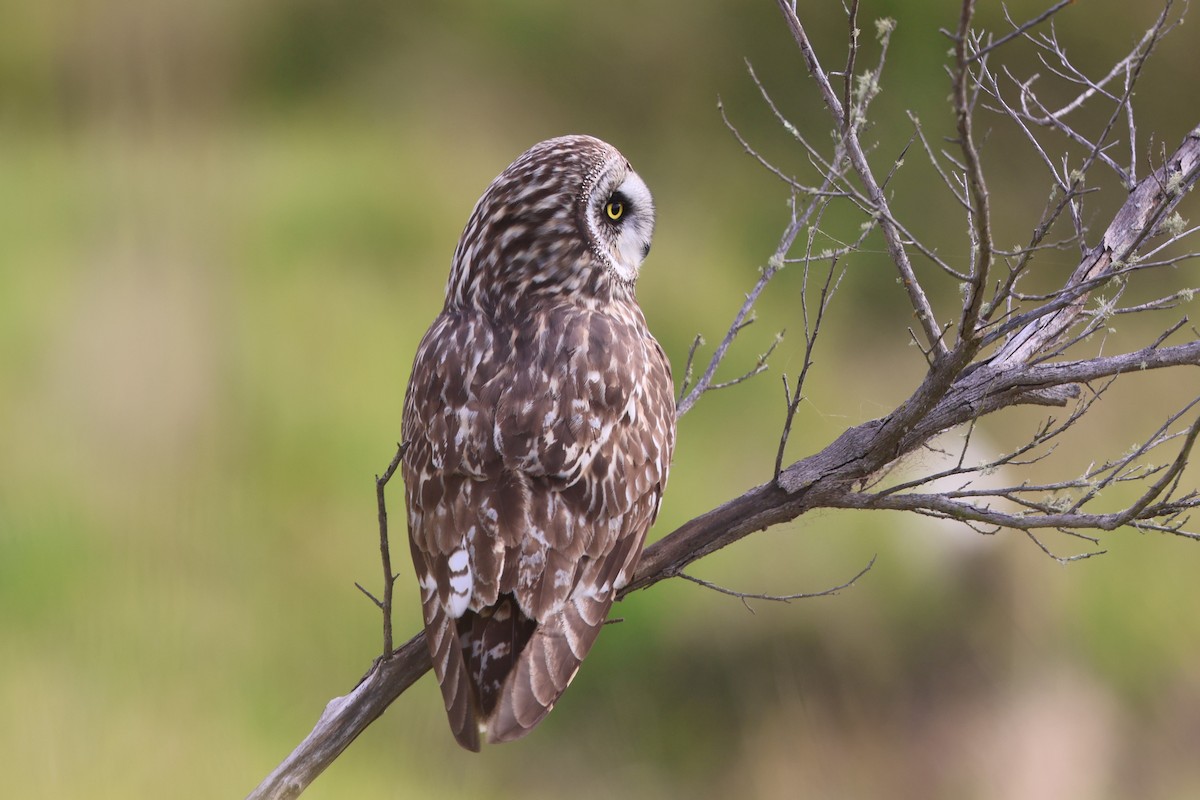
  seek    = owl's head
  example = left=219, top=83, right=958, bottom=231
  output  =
left=446, top=135, right=655, bottom=314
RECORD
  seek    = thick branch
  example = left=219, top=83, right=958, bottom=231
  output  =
left=990, top=128, right=1200, bottom=365
left=247, top=636, right=431, bottom=800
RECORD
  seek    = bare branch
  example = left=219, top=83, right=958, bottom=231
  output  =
left=677, top=554, right=877, bottom=612
left=678, top=104, right=853, bottom=417
left=967, top=0, right=1076, bottom=62
left=1020, top=2, right=1184, bottom=125
left=908, top=111, right=970, bottom=210
left=675, top=253, right=783, bottom=418
left=1023, top=530, right=1107, bottom=564
left=353, top=582, right=384, bottom=610
left=989, top=130, right=1200, bottom=364
left=675, top=333, right=706, bottom=404
left=246, top=637, right=431, bottom=800
left=704, top=331, right=785, bottom=394
left=950, top=0, right=995, bottom=343
left=775, top=253, right=845, bottom=480
left=842, top=0, right=860, bottom=132
left=371, top=442, right=406, bottom=656
left=775, top=0, right=948, bottom=361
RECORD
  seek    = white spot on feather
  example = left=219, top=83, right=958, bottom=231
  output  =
left=446, top=548, right=472, bottom=617
left=453, top=407, right=476, bottom=448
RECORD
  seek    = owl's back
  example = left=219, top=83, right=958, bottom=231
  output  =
left=402, top=300, right=674, bottom=749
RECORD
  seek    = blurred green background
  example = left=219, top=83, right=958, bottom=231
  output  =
left=3, top=0, right=1200, bottom=797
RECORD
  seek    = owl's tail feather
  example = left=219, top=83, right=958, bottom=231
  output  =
left=423, top=598, right=482, bottom=751
left=461, top=596, right=537, bottom=720
left=485, top=591, right=612, bottom=744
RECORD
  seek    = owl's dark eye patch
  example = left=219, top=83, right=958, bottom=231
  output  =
left=604, top=192, right=629, bottom=223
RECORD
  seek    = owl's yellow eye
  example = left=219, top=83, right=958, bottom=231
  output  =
left=605, top=200, right=624, bottom=221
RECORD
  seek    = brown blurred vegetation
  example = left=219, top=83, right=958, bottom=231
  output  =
left=3, top=1, right=1200, bottom=798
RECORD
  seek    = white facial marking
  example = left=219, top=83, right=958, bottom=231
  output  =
left=614, top=174, right=653, bottom=281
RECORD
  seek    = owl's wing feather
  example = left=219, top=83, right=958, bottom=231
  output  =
left=403, top=305, right=674, bottom=747
left=403, top=314, right=497, bottom=751
left=410, top=532, right=481, bottom=751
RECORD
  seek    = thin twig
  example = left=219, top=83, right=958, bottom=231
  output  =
left=776, top=0, right=949, bottom=361
left=951, top=0, right=995, bottom=345
left=373, top=442, right=407, bottom=657
left=966, top=0, right=1076, bottom=63
left=678, top=555, right=877, bottom=613
left=842, top=0, right=860, bottom=132
left=775, top=255, right=845, bottom=481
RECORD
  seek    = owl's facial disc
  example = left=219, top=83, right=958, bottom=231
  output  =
left=590, top=168, right=655, bottom=285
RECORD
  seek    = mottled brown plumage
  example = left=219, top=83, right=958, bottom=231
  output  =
left=402, top=135, right=674, bottom=750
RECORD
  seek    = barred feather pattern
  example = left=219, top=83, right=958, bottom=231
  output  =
left=401, top=136, right=674, bottom=750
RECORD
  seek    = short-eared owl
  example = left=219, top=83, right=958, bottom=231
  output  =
left=402, top=135, right=675, bottom=750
